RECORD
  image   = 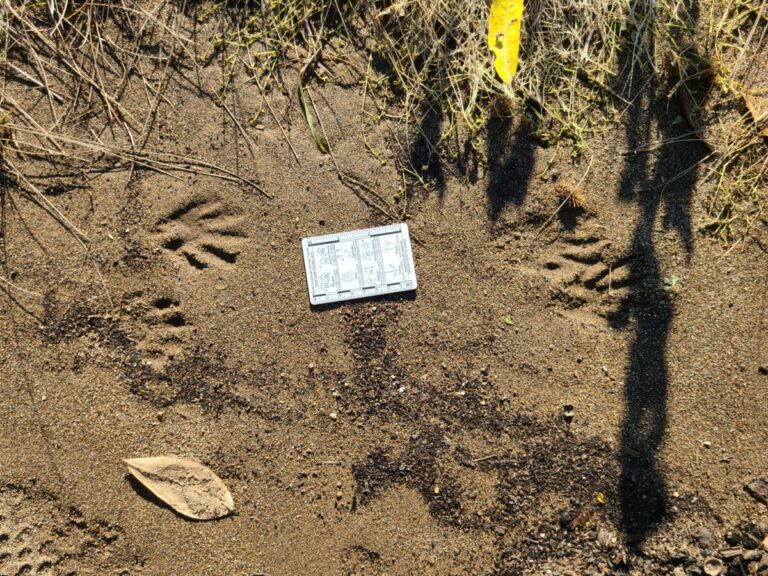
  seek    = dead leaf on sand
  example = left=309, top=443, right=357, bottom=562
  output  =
left=124, top=456, right=234, bottom=520
left=744, top=93, right=768, bottom=137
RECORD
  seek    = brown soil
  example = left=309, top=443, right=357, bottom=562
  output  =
left=2, top=26, right=768, bottom=576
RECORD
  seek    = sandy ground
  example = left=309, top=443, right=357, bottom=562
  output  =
left=1, top=34, right=768, bottom=576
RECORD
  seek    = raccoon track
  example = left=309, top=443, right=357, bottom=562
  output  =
left=154, top=195, right=246, bottom=271
left=534, top=231, right=636, bottom=317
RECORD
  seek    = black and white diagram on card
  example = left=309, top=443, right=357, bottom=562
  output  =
left=301, top=223, right=417, bottom=306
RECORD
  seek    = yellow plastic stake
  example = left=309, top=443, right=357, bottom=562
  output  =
left=488, top=0, right=524, bottom=83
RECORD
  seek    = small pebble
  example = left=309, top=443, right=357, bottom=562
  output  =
left=742, top=550, right=762, bottom=562
left=695, top=527, right=713, bottom=547
left=329, top=412, right=338, bottom=420
left=563, top=404, right=575, bottom=423
left=597, top=527, right=614, bottom=548
left=702, top=557, right=724, bottom=576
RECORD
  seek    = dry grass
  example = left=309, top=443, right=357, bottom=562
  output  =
left=644, top=0, right=767, bottom=244
left=197, top=0, right=765, bottom=241
left=695, top=1, right=768, bottom=244
left=0, top=1, right=267, bottom=244
left=0, top=0, right=765, bottom=250
left=556, top=182, right=588, bottom=210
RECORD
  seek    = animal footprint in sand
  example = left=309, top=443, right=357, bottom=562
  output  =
left=137, top=297, right=194, bottom=369
left=341, top=545, right=389, bottom=576
left=539, top=234, right=634, bottom=305
left=0, top=485, right=130, bottom=576
left=0, top=491, right=60, bottom=576
left=155, top=196, right=246, bottom=270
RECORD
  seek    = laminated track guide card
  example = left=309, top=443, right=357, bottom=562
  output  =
left=301, top=223, right=417, bottom=306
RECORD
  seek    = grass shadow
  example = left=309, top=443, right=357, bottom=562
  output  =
left=410, top=99, right=447, bottom=197
left=485, top=115, right=536, bottom=221
left=611, top=0, right=704, bottom=545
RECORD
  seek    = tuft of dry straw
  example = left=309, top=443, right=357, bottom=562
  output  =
left=555, top=182, right=588, bottom=210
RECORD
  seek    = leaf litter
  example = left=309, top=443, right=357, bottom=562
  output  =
left=124, top=456, right=234, bottom=520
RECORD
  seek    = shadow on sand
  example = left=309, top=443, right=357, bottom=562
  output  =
left=611, top=0, right=705, bottom=544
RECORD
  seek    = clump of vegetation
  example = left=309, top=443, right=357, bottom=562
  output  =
left=556, top=182, right=588, bottom=210
left=1, top=0, right=765, bottom=245
left=194, top=0, right=635, bottom=151
left=663, top=274, right=682, bottom=292
left=652, top=0, right=768, bottom=245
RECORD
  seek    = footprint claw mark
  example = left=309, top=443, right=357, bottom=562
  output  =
left=195, top=202, right=228, bottom=220
left=561, top=239, right=611, bottom=263
left=182, top=250, right=210, bottom=270
left=162, top=197, right=209, bottom=222
left=537, top=231, right=634, bottom=318
left=203, top=219, right=248, bottom=237
left=595, top=260, right=634, bottom=292
left=136, top=296, right=194, bottom=369
left=154, top=195, right=246, bottom=271
left=581, top=262, right=612, bottom=287
left=200, top=246, right=237, bottom=265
